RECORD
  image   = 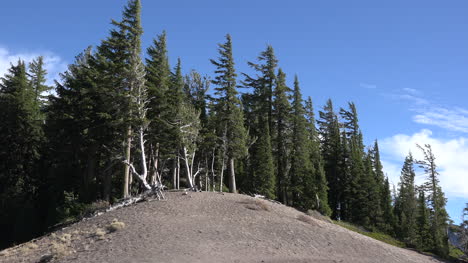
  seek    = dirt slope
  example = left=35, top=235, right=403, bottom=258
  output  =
left=0, top=192, right=444, bottom=263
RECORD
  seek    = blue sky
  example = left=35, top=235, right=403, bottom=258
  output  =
left=1, top=0, right=467, bottom=223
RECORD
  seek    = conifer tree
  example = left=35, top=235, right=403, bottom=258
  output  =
left=415, top=189, right=433, bottom=251
left=243, top=45, right=278, bottom=133
left=0, top=60, right=44, bottom=246
left=251, top=118, right=275, bottom=198
left=28, top=56, right=51, bottom=113
left=272, top=68, right=292, bottom=203
left=416, top=144, right=449, bottom=256
left=210, top=34, right=248, bottom=193
left=305, top=97, right=331, bottom=216
left=395, top=153, right=418, bottom=245
left=168, top=58, right=186, bottom=189
left=145, top=31, right=173, bottom=182
left=242, top=46, right=278, bottom=198
left=290, top=76, right=313, bottom=209
left=93, top=0, right=144, bottom=198
left=317, top=99, right=342, bottom=219
left=340, top=102, right=365, bottom=222
left=381, top=177, right=396, bottom=234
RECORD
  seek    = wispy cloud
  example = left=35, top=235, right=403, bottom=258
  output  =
left=389, top=88, right=468, bottom=134
left=399, top=94, right=428, bottom=105
left=413, top=107, right=468, bottom=133
left=0, top=46, right=66, bottom=86
left=359, top=83, right=377, bottom=89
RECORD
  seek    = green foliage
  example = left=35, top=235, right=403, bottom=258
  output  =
left=272, top=69, right=292, bottom=203
left=334, top=220, right=406, bottom=248
left=317, top=99, right=342, bottom=220
left=394, top=153, right=418, bottom=245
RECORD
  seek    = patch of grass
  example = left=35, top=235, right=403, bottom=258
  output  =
left=28, top=243, right=39, bottom=250
left=449, top=244, right=465, bottom=259
left=50, top=241, right=73, bottom=258
left=334, top=220, right=406, bottom=248
left=107, top=219, right=126, bottom=232
left=94, top=228, right=107, bottom=240
left=58, top=233, right=72, bottom=243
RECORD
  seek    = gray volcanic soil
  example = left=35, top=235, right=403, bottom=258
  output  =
left=0, top=192, right=443, bottom=263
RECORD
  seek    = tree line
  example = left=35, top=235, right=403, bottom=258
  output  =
left=0, top=0, right=451, bottom=257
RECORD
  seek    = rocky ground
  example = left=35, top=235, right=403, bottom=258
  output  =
left=0, top=192, right=445, bottom=263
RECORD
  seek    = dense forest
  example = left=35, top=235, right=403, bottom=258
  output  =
left=0, top=0, right=455, bottom=258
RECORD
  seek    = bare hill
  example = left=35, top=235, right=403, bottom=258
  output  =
left=0, top=192, right=444, bottom=263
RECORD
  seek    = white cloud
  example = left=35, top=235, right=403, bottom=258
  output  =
left=413, top=107, right=468, bottom=134
left=0, top=46, right=66, bottom=86
left=399, top=94, right=428, bottom=105
left=387, top=88, right=468, bottom=134
left=380, top=129, right=468, bottom=198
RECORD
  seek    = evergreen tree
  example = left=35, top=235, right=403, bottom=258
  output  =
left=340, top=102, right=365, bottom=222
left=251, top=118, right=275, bottom=198
left=381, top=177, right=396, bottom=234
left=317, top=99, right=342, bottom=219
left=0, top=60, right=44, bottom=247
left=210, top=34, right=248, bottom=193
left=289, top=76, right=313, bottom=209
left=93, top=0, right=144, bottom=198
left=415, top=189, right=433, bottom=251
left=272, top=68, right=292, bottom=203
left=28, top=56, right=51, bottom=113
left=145, top=31, right=173, bottom=182
left=305, top=97, right=331, bottom=216
left=244, top=45, right=278, bottom=131
left=241, top=45, right=278, bottom=198
left=416, top=144, right=449, bottom=256
left=395, top=153, right=418, bottom=245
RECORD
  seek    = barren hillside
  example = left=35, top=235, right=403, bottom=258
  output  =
left=0, top=192, right=444, bottom=263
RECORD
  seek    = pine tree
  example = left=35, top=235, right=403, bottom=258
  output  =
left=317, top=99, right=342, bottom=219
left=416, top=144, right=449, bottom=256
left=242, top=45, right=278, bottom=198
left=0, top=60, right=44, bottom=247
left=145, top=31, right=173, bottom=183
left=290, top=76, right=313, bottom=209
left=415, top=189, right=433, bottom=251
left=272, top=68, right=292, bottom=203
left=340, top=102, right=366, bottom=222
left=395, top=153, right=418, bottom=245
left=373, top=140, right=390, bottom=231
left=93, top=0, right=144, bottom=198
left=251, top=118, right=275, bottom=198
left=28, top=56, right=51, bottom=113
left=305, top=97, right=331, bottom=216
left=381, top=177, right=396, bottom=234
left=243, top=45, right=278, bottom=134
left=210, top=34, right=248, bottom=193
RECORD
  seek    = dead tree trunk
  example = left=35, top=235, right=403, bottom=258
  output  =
left=123, top=126, right=132, bottom=198
left=219, top=156, right=225, bottom=192
left=229, top=157, right=236, bottom=193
